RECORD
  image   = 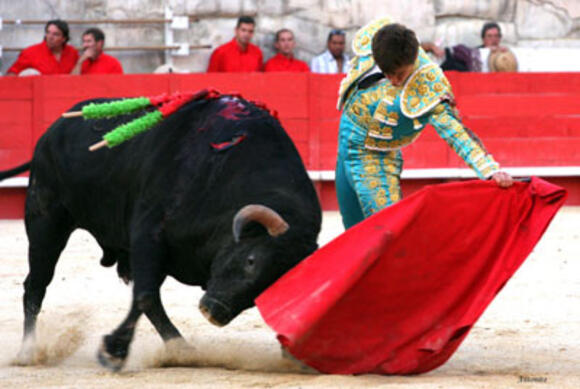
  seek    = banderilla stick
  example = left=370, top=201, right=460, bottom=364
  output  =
left=89, top=140, right=108, bottom=151
left=62, top=111, right=83, bottom=118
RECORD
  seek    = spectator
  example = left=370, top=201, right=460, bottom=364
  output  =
left=264, top=29, right=309, bottom=72
left=207, top=16, right=263, bottom=72
left=73, top=28, right=123, bottom=75
left=422, top=41, right=482, bottom=72
left=479, top=22, right=518, bottom=72
left=6, top=19, right=79, bottom=76
left=310, top=29, right=350, bottom=74
left=479, top=22, right=508, bottom=52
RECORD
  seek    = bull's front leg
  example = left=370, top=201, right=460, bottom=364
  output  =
left=142, top=282, right=184, bottom=342
left=98, top=217, right=185, bottom=371
left=97, top=298, right=143, bottom=371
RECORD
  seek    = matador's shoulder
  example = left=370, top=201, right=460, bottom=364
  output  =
left=337, top=17, right=392, bottom=110
left=400, top=58, right=454, bottom=118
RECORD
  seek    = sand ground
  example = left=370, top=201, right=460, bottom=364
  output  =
left=0, top=208, right=578, bottom=388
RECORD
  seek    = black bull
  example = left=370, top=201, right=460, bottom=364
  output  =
left=3, top=95, right=322, bottom=370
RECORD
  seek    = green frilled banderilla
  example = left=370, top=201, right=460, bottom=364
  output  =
left=61, top=90, right=221, bottom=151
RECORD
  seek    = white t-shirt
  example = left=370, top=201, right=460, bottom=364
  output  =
left=310, top=50, right=351, bottom=74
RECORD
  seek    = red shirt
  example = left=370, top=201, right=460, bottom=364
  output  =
left=81, top=53, right=123, bottom=75
left=207, top=38, right=263, bottom=72
left=7, top=40, right=79, bottom=75
left=264, top=53, right=309, bottom=72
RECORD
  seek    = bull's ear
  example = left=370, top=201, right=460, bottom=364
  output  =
left=232, top=205, right=289, bottom=243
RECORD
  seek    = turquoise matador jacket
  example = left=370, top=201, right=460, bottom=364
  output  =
left=336, top=18, right=500, bottom=228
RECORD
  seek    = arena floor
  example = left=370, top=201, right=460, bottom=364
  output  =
left=0, top=209, right=578, bottom=388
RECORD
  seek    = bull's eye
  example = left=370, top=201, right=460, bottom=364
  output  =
left=246, top=254, right=256, bottom=268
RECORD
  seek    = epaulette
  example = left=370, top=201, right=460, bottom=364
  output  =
left=400, top=62, right=453, bottom=118
left=337, top=17, right=392, bottom=110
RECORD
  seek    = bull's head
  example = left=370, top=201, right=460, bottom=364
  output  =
left=199, top=204, right=312, bottom=326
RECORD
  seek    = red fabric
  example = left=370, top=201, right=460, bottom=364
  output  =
left=81, top=53, right=123, bottom=74
left=256, top=177, right=566, bottom=375
left=207, top=39, right=263, bottom=72
left=7, top=40, right=79, bottom=75
left=264, top=54, right=309, bottom=72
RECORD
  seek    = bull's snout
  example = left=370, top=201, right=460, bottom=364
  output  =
left=199, top=295, right=234, bottom=327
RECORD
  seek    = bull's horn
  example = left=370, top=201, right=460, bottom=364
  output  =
left=232, top=204, right=289, bottom=242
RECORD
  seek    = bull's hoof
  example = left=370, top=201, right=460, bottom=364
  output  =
left=12, top=336, right=36, bottom=366
left=97, top=335, right=128, bottom=372
left=97, top=343, right=125, bottom=372
left=13, top=348, right=34, bottom=366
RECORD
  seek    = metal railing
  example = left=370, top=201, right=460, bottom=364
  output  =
left=0, top=7, right=235, bottom=62
left=2, top=45, right=211, bottom=52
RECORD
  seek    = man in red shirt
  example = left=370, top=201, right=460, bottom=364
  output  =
left=264, top=29, right=309, bottom=72
left=7, top=19, right=79, bottom=75
left=73, top=28, right=123, bottom=75
left=207, top=16, right=263, bottom=72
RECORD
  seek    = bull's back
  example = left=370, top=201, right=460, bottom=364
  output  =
left=28, top=99, right=146, bottom=243
left=28, top=95, right=320, bottom=249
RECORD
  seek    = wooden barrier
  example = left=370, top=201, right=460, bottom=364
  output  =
left=0, top=72, right=579, bottom=218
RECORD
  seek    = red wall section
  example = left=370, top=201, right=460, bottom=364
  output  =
left=0, top=72, right=579, bottom=217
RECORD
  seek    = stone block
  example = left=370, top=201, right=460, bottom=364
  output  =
left=242, top=0, right=258, bottom=14
left=197, top=18, right=239, bottom=48
left=330, top=0, right=435, bottom=33
left=219, top=0, right=243, bottom=15
left=434, top=0, right=516, bottom=22
left=257, top=0, right=285, bottom=15
left=185, top=0, right=219, bottom=14
left=107, top=0, right=164, bottom=18
left=516, top=0, right=572, bottom=39
left=287, top=0, right=313, bottom=10
left=167, top=0, right=185, bottom=14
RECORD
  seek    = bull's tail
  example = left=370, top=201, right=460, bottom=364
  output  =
left=0, top=161, right=31, bottom=181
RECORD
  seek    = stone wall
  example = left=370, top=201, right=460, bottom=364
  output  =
left=1, top=0, right=579, bottom=74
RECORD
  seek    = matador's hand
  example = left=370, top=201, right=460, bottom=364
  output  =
left=491, top=171, right=513, bottom=188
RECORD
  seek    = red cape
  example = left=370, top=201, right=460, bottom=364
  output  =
left=256, top=177, right=566, bottom=375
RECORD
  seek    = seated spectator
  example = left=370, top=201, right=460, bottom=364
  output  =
left=73, top=28, right=123, bottom=75
left=310, top=29, right=350, bottom=74
left=479, top=22, right=518, bottom=72
left=207, top=16, right=263, bottom=72
left=422, top=39, right=483, bottom=72
left=479, top=22, right=508, bottom=52
left=6, top=19, right=79, bottom=76
left=264, top=29, right=309, bottom=72
left=439, top=43, right=482, bottom=72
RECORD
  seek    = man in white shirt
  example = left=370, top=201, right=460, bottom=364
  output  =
left=310, top=29, right=351, bottom=74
